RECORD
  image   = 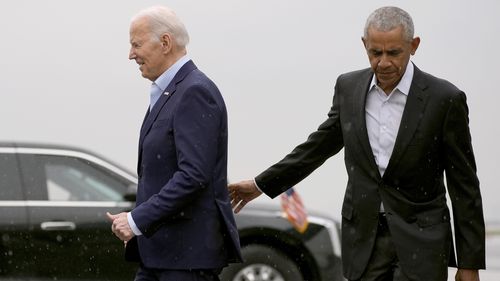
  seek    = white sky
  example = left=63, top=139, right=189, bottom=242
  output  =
left=1, top=0, right=499, bottom=226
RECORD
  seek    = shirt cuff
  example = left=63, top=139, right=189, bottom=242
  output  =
left=253, top=178, right=263, bottom=193
left=127, top=212, right=142, bottom=236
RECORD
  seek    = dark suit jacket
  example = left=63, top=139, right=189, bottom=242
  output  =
left=129, top=60, right=242, bottom=270
left=255, top=64, right=485, bottom=280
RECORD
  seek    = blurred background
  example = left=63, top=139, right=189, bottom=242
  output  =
left=1, top=0, right=499, bottom=278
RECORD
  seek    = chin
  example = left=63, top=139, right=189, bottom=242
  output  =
left=141, top=72, right=151, bottom=81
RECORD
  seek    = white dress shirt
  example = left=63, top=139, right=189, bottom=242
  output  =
left=366, top=62, right=414, bottom=177
left=149, top=54, right=191, bottom=110
left=366, top=62, right=414, bottom=212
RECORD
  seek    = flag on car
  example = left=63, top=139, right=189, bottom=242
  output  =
left=280, top=187, right=309, bottom=233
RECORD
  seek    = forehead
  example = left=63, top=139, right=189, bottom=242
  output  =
left=365, top=26, right=407, bottom=48
left=130, top=17, right=151, bottom=41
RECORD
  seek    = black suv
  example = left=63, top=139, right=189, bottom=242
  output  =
left=0, top=142, right=343, bottom=281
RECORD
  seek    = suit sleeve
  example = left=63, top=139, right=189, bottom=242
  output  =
left=132, top=84, right=223, bottom=236
left=443, top=91, right=485, bottom=269
left=256, top=83, right=345, bottom=198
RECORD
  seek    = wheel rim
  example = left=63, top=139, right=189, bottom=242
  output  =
left=232, top=263, right=285, bottom=281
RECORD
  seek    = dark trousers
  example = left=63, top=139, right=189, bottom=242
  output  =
left=134, top=265, right=221, bottom=281
left=349, top=214, right=411, bottom=281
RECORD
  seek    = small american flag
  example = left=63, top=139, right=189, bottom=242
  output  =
left=280, top=187, right=309, bottom=233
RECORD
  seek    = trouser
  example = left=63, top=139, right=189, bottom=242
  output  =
left=349, top=213, right=411, bottom=281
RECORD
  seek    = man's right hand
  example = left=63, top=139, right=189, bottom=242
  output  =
left=106, top=212, right=135, bottom=242
left=228, top=180, right=262, bottom=213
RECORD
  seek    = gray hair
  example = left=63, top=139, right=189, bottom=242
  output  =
left=132, top=6, right=190, bottom=48
left=364, top=6, right=414, bottom=42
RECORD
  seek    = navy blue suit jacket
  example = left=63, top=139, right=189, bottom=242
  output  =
left=130, top=60, right=242, bottom=269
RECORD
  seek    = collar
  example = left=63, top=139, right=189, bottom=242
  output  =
left=369, top=61, right=414, bottom=96
left=153, top=54, right=191, bottom=92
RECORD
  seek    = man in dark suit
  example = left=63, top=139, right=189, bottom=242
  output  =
left=107, top=5, right=242, bottom=281
left=229, top=6, right=484, bottom=281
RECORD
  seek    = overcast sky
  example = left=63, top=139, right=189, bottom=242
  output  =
left=1, top=0, right=499, bottom=224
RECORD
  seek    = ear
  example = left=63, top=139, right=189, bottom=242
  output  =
left=160, top=33, right=173, bottom=53
left=410, top=36, right=420, bottom=55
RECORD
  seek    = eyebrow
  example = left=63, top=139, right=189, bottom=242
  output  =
left=369, top=48, right=403, bottom=54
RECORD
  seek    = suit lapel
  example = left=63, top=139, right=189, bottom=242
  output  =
left=137, top=60, right=197, bottom=173
left=137, top=108, right=150, bottom=175
left=353, top=69, right=381, bottom=177
left=138, top=89, right=173, bottom=142
left=384, top=65, right=429, bottom=178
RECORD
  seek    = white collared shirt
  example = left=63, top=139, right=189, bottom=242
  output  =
left=150, top=54, right=191, bottom=110
left=365, top=62, right=414, bottom=177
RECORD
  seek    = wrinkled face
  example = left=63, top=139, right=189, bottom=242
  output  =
left=362, top=25, right=420, bottom=93
left=128, top=17, right=169, bottom=81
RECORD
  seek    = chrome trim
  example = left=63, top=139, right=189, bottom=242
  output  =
left=238, top=208, right=284, bottom=218
left=7, top=147, right=137, bottom=184
left=41, top=221, right=76, bottom=231
left=233, top=264, right=285, bottom=281
left=0, top=200, right=134, bottom=208
left=0, top=147, right=16, bottom=153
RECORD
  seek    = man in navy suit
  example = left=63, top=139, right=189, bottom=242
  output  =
left=107, top=5, right=242, bottom=281
left=229, top=6, right=484, bottom=281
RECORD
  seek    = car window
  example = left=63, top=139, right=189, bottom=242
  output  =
left=0, top=153, right=23, bottom=200
left=19, top=154, right=130, bottom=201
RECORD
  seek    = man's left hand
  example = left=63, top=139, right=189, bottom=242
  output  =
left=106, top=212, right=135, bottom=242
left=455, top=269, right=480, bottom=281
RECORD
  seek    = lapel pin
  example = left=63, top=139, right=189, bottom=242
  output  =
left=164, top=91, right=169, bottom=96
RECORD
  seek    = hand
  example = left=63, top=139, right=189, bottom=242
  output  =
left=455, top=269, right=480, bottom=281
left=228, top=180, right=262, bottom=213
left=106, top=212, right=135, bottom=242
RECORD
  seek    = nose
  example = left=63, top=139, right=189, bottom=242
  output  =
left=377, top=54, right=391, bottom=69
left=129, top=48, right=136, bottom=60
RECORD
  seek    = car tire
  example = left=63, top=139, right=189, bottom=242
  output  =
left=220, top=244, right=304, bottom=281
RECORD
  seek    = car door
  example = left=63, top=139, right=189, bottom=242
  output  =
left=0, top=151, right=30, bottom=278
left=17, top=149, right=138, bottom=280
